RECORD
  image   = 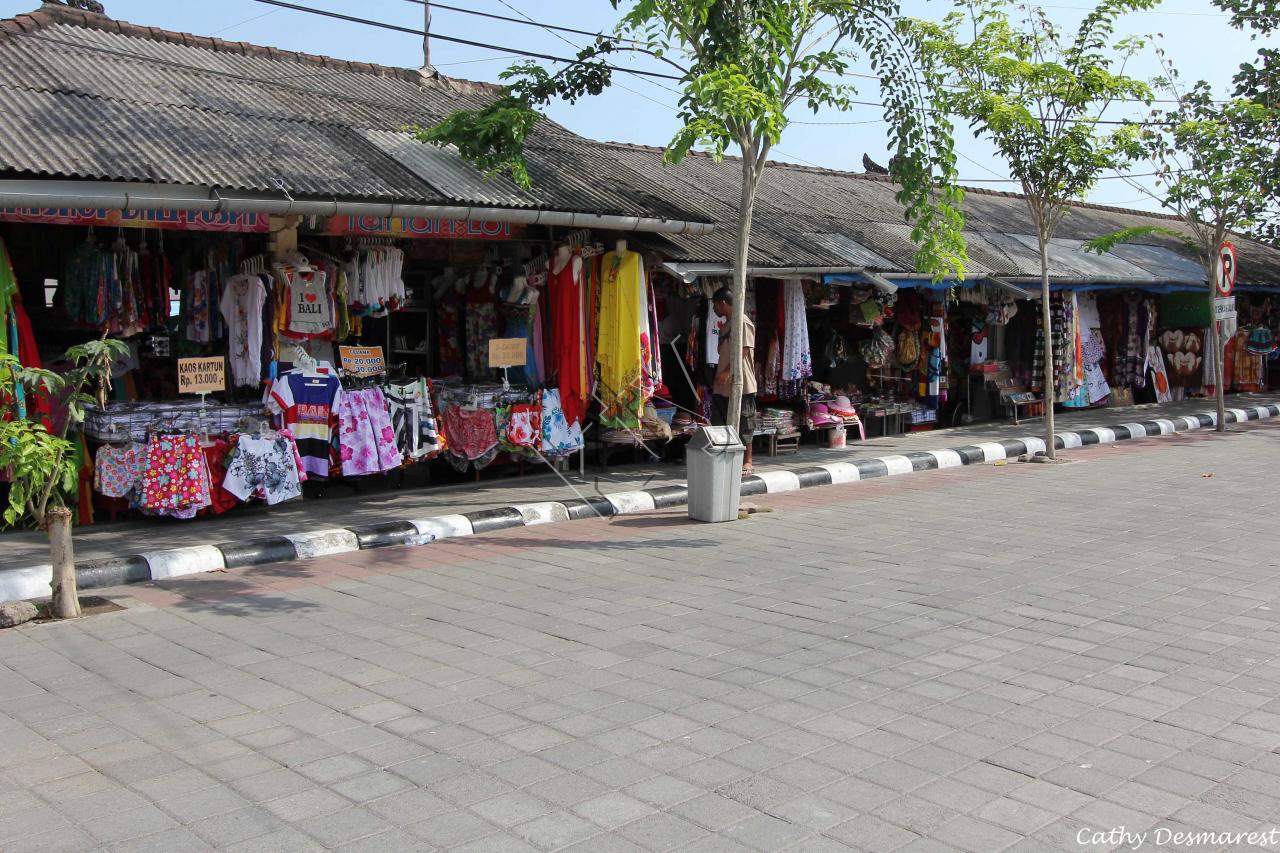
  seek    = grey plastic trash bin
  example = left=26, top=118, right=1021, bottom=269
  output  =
left=687, top=425, right=745, bottom=522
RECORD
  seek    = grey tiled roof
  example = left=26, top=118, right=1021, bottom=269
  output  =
left=2, top=3, right=1277, bottom=287
left=0, top=6, right=708, bottom=221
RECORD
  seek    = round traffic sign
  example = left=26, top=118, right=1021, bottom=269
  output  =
left=1216, top=242, right=1237, bottom=296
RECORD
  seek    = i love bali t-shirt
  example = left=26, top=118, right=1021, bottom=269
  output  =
left=283, top=270, right=333, bottom=339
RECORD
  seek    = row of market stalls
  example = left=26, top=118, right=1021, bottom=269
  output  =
left=2, top=1, right=1278, bottom=525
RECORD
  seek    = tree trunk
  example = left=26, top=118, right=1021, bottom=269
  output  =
left=1208, top=244, right=1227, bottom=433
left=1038, top=231, right=1057, bottom=460
left=726, top=156, right=759, bottom=432
left=46, top=507, right=80, bottom=619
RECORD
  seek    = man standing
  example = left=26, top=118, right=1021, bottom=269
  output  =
left=711, top=287, right=757, bottom=474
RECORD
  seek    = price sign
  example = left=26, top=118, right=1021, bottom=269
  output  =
left=1216, top=242, right=1237, bottom=297
left=177, top=357, right=225, bottom=394
left=339, top=345, right=386, bottom=377
left=488, top=338, right=527, bottom=368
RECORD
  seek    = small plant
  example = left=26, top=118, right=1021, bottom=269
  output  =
left=0, top=336, right=128, bottom=618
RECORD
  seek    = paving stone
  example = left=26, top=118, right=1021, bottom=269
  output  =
left=569, top=791, right=654, bottom=829
left=6, top=411, right=1280, bottom=853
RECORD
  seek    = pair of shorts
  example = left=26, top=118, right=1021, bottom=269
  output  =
left=711, top=393, right=757, bottom=442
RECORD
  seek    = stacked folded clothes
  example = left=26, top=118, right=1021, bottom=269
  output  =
left=759, top=407, right=799, bottom=435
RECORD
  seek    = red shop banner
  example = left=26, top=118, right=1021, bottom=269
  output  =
left=318, top=215, right=521, bottom=241
left=0, top=207, right=269, bottom=233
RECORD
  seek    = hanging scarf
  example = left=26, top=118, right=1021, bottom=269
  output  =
left=780, top=281, right=812, bottom=397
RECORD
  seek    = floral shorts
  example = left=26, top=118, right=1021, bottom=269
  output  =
left=94, top=441, right=146, bottom=498
left=337, top=388, right=401, bottom=477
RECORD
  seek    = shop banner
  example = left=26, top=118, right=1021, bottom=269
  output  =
left=177, top=357, right=226, bottom=394
left=0, top=207, right=269, bottom=233
left=338, top=345, right=386, bottom=377
left=318, top=215, right=520, bottom=241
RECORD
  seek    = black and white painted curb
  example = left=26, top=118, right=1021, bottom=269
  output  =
left=3, top=402, right=1277, bottom=602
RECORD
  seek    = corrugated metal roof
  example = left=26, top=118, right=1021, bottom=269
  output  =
left=361, top=130, right=534, bottom=208
left=0, top=15, right=713, bottom=221
left=0, top=85, right=443, bottom=199
left=2, top=6, right=1278, bottom=286
left=805, top=233, right=896, bottom=268
left=1098, top=243, right=1208, bottom=283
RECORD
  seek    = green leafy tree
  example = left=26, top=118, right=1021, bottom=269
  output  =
left=0, top=337, right=126, bottom=618
left=421, top=0, right=966, bottom=442
left=1085, top=55, right=1279, bottom=431
left=1212, top=0, right=1280, bottom=241
left=904, top=0, right=1152, bottom=459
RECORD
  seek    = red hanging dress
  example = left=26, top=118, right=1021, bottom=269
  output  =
left=549, top=255, right=587, bottom=427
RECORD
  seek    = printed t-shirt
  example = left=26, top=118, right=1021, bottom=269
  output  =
left=268, top=373, right=341, bottom=478
left=283, top=270, right=333, bottom=339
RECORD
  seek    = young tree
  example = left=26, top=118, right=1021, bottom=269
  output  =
left=0, top=337, right=126, bottom=618
left=421, top=0, right=966, bottom=439
left=1213, top=0, right=1280, bottom=242
left=1085, top=59, right=1279, bottom=431
left=904, top=0, right=1152, bottom=459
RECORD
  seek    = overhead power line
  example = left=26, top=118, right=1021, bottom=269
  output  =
left=250, top=0, right=1275, bottom=129
left=398, top=0, right=640, bottom=44
left=250, top=0, right=684, bottom=80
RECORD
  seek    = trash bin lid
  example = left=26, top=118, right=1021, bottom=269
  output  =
left=688, top=425, right=744, bottom=451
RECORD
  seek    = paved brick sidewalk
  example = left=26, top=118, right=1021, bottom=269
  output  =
left=2, top=420, right=1279, bottom=851
left=2, top=393, right=1272, bottom=566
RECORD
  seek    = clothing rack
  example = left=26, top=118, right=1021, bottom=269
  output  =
left=523, top=254, right=548, bottom=278
left=296, top=244, right=341, bottom=265
left=239, top=254, right=269, bottom=275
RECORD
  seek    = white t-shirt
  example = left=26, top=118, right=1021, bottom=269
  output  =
left=221, top=273, right=268, bottom=387
left=285, top=270, right=332, bottom=337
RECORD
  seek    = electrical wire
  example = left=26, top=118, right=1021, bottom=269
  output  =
left=257, top=0, right=1268, bottom=128
left=398, top=0, right=643, bottom=44
left=250, top=0, right=685, bottom=81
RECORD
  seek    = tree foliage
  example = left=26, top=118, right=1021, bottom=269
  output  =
left=904, top=0, right=1153, bottom=237
left=418, top=0, right=967, bottom=279
left=1209, top=0, right=1280, bottom=240
left=903, top=0, right=1154, bottom=459
left=1138, top=61, right=1279, bottom=258
left=0, top=338, right=126, bottom=528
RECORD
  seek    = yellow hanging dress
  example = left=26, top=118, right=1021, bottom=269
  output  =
left=596, top=249, right=644, bottom=429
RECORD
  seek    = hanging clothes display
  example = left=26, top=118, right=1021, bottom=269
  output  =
left=60, top=236, right=170, bottom=335
left=1076, top=293, right=1110, bottom=405
left=434, top=270, right=466, bottom=377
left=597, top=248, right=645, bottom=429
left=138, top=434, right=212, bottom=515
left=346, top=245, right=406, bottom=317
left=443, top=405, right=499, bottom=470
left=1115, top=293, right=1157, bottom=390
left=93, top=441, right=146, bottom=499
left=541, top=387, right=584, bottom=455
left=549, top=253, right=588, bottom=427
left=223, top=434, right=305, bottom=505
left=221, top=273, right=269, bottom=387
left=336, top=387, right=401, bottom=476
left=267, top=371, right=342, bottom=478
left=465, top=269, right=499, bottom=381
left=780, top=281, right=812, bottom=397
left=385, top=378, right=442, bottom=461
left=1148, top=344, right=1173, bottom=403
left=278, top=267, right=334, bottom=340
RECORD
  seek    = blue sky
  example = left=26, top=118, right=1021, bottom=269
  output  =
left=3, top=0, right=1270, bottom=213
